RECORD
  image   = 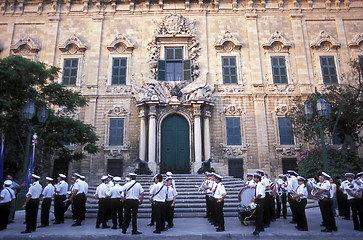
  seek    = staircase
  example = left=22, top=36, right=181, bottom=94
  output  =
left=82, top=174, right=318, bottom=218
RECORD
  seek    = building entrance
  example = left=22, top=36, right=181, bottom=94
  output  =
left=160, top=115, right=190, bottom=174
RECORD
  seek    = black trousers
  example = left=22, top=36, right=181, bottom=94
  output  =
left=41, top=198, right=52, bottom=226
left=342, top=194, right=351, bottom=219
left=96, top=198, right=109, bottom=227
left=276, top=193, right=287, bottom=218
left=153, top=201, right=166, bottom=232
left=54, top=195, right=66, bottom=223
left=110, top=198, right=123, bottom=228
left=165, top=201, right=174, bottom=227
left=348, top=198, right=363, bottom=230
left=263, top=193, right=272, bottom=225
left=319, top=198, right=337, bottom=230
left=209, top=197, right=217, bottom=223
left=205, top=195, right=211, bottom=218
left=214, top=200, right=225, bottom=230
left=123, top=199, right=139, bottom=232
left=25, top=199, right=39, bottom=231
left=0, top=202, right=11, bottom=230
left=73, top=193, right=86, bottom=223
left=295, top=199, right=308, bottom=230
left=288, top=195, right=297, bottom=222
left=105, top=198, right=111, bottom=220
left=255, top=198, right=265, bottom=232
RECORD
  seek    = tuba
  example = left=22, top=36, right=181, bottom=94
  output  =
left=307, top=178, right=324, bottom=200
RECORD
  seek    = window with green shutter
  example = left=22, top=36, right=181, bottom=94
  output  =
left=62, top=58, right=78, bottom=86
left=112, top=58, right=127, bottom=85
left=157, top=47, right=191, bottom=81
left=271, top=56, right=288, bottom=84
left=226, top=117, right=242, bottom=145
left=278, top=117, right=294, bottom=145
left=320, top=56, right=338, bottom=84
left=222, top=56, right=238, bottom=84
left=109, top=118, right=124, bottom=146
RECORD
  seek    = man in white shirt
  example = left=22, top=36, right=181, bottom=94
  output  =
left=39, top=177, right=55, bottom=228
left=292, top=176, right=308, bottom=231
left=287, top=170, right=299, bottom=224
left=95, top=176, right=111, bottom=229
left=0, top=180, right=15, bottom=231
left=149, top=173, right=167, bottom=234
left=212, top=173, right=226, bottom=232
left=252, top=173, right=265, bottom=235
left=343, top=173, right=363, bottom=231
left=245, top=173, right=256, bottom=188
left=121, top=173, right=144, bottom=235
left=165, top=177, right=178, bottom=229
left=340, top=173, right=352, bottom=220
left=69, top=173, right=86, bottom=226
left=21, top=174, right=42, bottom=233
left=53, top=173, right=68, bottom=224
left=276, top=174, right=288, bottom=219
left=107, top=176, right=124, bottom=229
left=200, top=172, right=213, bottom=220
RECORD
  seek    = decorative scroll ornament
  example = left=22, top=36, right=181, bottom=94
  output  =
left=219, top=143, right=250, bottom=157
left=310, top=31, right=340, bottom=51
left=105, top=105, right=129, bottom=116
left=222, top=105, right=243, bottom=115
left=348, top=33, right=363, bottom=51
left=10, top=36, right=40, bottom=55
left=274, top=104, right=290, bottom=116
left=107, top=34, right=135, bottom=53
left=215, top=31, right=243, bottom=52
left=263, top=32, right=291, bottom=52
left=54, top=107, right=80, bottom=119
left=58, top=35, right=87, bottom=54
left=274, top=143, right=302, bottom=156
left=157, top=14, right=190, bottom=36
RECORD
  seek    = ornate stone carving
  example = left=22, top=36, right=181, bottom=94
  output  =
left=310, top=31, right=340, bottom=51
left=148, top=14, right=200, bottom=81
left=274, top=104, right=290, bottom=116
left=268, top=84, right=296, bottom=93
left=215, top=31, right=242, bottom=52
left=216, top=84, right=246, bottom=94
left=348, top=33, right=363, bottom=51
left=220, top=143, right=249, bottom=157
left=105, top=105, right=129, bottom=116
left=274, top=143, right=302, bottom=156
left=58, top=35, right=87, bottom=54
left=263, top=32, right=291, bottom=52
left=54, top=107, right=80, bottom=119
left=107, top=34, right=134, bottom=53
left=222, top=105, right=243, bottom=115
left=10, top=36, right=40, bottom=55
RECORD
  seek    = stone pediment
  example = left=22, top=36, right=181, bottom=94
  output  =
left=58, top=35, right=87, bottom=54
left=215, top=31, right=242, bottom=52
left=263, top=32, right=291, bottom=52
left=310, top=31, right=340, bottom=51
left=10, top=36, right=40, bottom=54
left=107, top=34, right=134, bottom=53
left=348, top=33, right=363, bottom=50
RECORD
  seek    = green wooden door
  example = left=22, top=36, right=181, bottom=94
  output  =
left=161, top=115, right=190, bottom=174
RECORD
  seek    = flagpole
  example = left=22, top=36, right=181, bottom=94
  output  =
left=0, top=133, right=4, bottom=182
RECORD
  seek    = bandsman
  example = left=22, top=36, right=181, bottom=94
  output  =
left=39, top=177, right=55, bottom=228
left=165, top=176, right=177, bottom=229
left=107, top=176, right=124, bottom=229
left=292, top=176, right=308, bottom=231
left=252, top=173, right=265, bottom=235
left=0, top=180, right=15, bottom=231
left=95, top=176, right=111, bottom=229
left=53, top=173, right=68, bottom=224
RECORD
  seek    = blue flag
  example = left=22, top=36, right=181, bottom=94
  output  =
left=0, top=134, right=4, bottom=182
left=25, top=145, right=36, bottom=188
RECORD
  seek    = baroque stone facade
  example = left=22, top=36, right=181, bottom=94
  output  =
left=1, top=0, right=363, bottom=181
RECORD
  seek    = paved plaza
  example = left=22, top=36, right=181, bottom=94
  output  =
left=0, top=208, right=362, bottom=240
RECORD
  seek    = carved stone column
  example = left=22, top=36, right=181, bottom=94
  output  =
left=138, top=107, right=147, bottom=161
left=147, top=104, right=157, bottom=173
left=193, top=103, right=203, bottom=172
left=203, top=108, right=211, bottom=161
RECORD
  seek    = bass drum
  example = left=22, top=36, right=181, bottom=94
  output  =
left=237, top=187, right=256, bottom=225
left=238, top=187, right=255, bottom=207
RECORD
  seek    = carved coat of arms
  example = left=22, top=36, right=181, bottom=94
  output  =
left=163, top=14, right=184, bottom=35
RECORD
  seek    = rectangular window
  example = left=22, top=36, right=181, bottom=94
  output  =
left=226, top=117, right=242, bottom=145
left=222, top=56, right=238, bottom=84
left=112, top=58, right=127, bottom=85
left=320, top=56, right=338, bottom=84
left=62, top=59, right=78, bottom=86
left=109, top=118, right=124, bottom=146
left=359, top=56, right=363, bottom=80
left=271, top=56, right=288, bottom=84
left=278, top=117, right=294, bottom=145
left=160, top=46, right=191, bottom=81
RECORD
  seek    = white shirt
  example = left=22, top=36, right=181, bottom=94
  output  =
left=207, top=179, right=215, bottom=194
left=0, top=187, right=15, bottom=203
left=95, top=183, right=109, bottom=199
left=74, top=179, right=85, bottom=194
left=255, top=182, right=265, bottom=199
left=318, top=180, right=331, bottom=199
left=343, top=181, right=357, bottom=200
left=246, top=179, right=256, bottom=188
left=287, top=175, right=299, bottom=193
left=42, top=183, right=55, bottom=198
left=27, top=181, right=42, bottom=199
left=213, top=182, right=226, bottom=199
left=296, top=184, right=308, bottom=199
left=121, top=180, right=144, bottom=200
left=165, top=185, right=178, bottom=201
left=107, top=183, right=123, bottom=199
left=81, top=180, right=89, bottom=195
left=150, top=182, right=167, bottom=202
left=341, top=180, right=349, bottom=195
left=261, top=176, right=272, bottom=193
left=55, top=180, right=68, bottom=195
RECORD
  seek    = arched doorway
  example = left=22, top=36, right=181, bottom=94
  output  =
left=160, top=114, right=190, bottom=174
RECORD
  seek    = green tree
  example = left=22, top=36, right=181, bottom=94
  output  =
left=0, top=55, right=99, bottom=178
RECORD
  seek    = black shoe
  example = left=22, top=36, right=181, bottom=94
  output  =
left=289, top=221, right=297, bottom=224
left=38, top=225, right=47, bottom=228
left=320, top=224, right=325, bottom=227
left=321, top=229, right=332, bottom=232
left=161, top=228, right=168, bottom=231
left=95, top=225, right=100, bottom=229
left=122, top=229, right=126, bottom=234
left=102, top=225, right=110, bottom=229
left=53, top=221, right=62, bottom=224
left=298, top=228, right=308, bottom=231
left=342, top=217, right=350, bottom=220
left=147, top=223, right=154, bottom=226
left=132, top=231, right=142, bottom=234
left=111, top=226, right=117, bottom=229
left=72, top=222, right=81, bottom=226
left=264, top=224, right=270, bottom=228
left=253, top=230, right=260, bottom=235
left=283, top=216, right=287, bottom=219
left=167, top=224, right=173, bottom=228
left=332, top=227, right=338, bottom=231
left=216, top=228, right=225, bottom=232
left=21, top=230, right=32, bottom=234
left=153, top=230, right=161, bottom=234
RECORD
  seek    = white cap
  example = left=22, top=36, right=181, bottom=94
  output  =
left=80, top=175, right=86, bottom=180
left=32, top=174, right=40, bottom=179
left=59, top=174, right=66, bottom=179
left=165, top=177, right=173, bottom=181
left=4, top=180, right=12, bottom=185
left=73, top=173, right=81, bottom=178
left=128, top=173, right=137, bottom=177
left=101, top=175, right=108, bottom=181
left=46, top=177, right=54, bottom=181
left=166, top=171, right=173, bottom=176
left=113, top=176, right=121, bottom=182
left=321, top=172, right=331, bottom=179
left=256, top=169, right=265, bottom=174
left=287, top=170, right=299, bottom=176
left=213, top=173, right=223, bottom=180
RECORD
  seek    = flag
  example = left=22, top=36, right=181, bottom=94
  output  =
left=25, top=143, right=36, bottom=188
left=0, top=134, right=4, bottom=182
